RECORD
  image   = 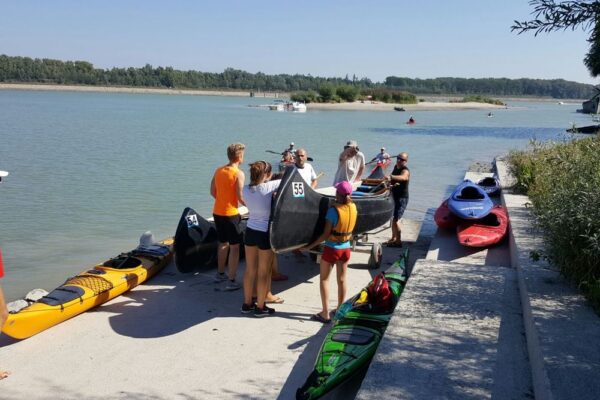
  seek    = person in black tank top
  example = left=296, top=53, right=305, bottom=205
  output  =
left=385, top=152, right=410, bottom=247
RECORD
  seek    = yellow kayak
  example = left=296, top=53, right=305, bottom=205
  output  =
left=1, top=238, right=174, bottom=340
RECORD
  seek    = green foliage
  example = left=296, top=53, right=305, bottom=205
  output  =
left=335, top=85, right=360, bottom=102
left=508, top=135, right=600, bottom=312
left=453, top=95, right=505, bottom=105
left=1, top=54, right=596, bottom=99
left=384, top=76, right=595, bottom=99
left=318, top=84, right=336, bottom=102
left=361, top=88, right=417, bottom=104
left=290, top=90, right=318, bottom=103
left=512, top=0, right=600, bottom=77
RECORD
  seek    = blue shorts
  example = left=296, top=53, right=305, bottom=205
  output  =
left=393, top=197, right=408, bottom=220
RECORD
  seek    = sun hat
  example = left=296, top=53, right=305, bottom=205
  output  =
left=381, top=147, right=385, bottom=151
left=335, top=181, right=353, bottom=196
left=345, top=140, right=358, bottom=148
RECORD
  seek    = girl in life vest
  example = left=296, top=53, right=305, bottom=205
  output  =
left=302, top=180, right=357, bottom=323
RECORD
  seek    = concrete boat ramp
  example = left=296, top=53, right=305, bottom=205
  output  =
left=2, top=164, right=600, bottom=399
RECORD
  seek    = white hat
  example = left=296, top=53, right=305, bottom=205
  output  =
left=345, top=140, right=358, bottom=148
left=381, top=147, right=385, bottom=151
left=139, top=231, right=156, bottom=247
left=290, top=142, right=295, bottom=146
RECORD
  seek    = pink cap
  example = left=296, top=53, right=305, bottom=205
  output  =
left=335, top=181, right=353, bottom=195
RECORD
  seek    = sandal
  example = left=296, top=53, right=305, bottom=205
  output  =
left=266, top=296, right=285, bottom=304
left=311, top=313, right=331, bottom=324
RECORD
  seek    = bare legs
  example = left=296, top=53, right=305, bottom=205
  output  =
left=217, top=242, right=240, bottom=280
left=0, top=285, right=10, bottom=380
left=243, top=248, right=278, bottom=307
left=389, top=217, right=402, bottom=245
left=318, top=259, right=348, bottom=320
left=255, top=249, right=273, bottom=309
left=243, top=245, right=258, bottom=305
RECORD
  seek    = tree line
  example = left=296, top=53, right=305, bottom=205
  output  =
left=0, top=54, right=595, bottom=99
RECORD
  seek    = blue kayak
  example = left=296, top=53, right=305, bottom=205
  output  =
left=448, top=180, right=493, bottom=219
left=477, top=176, right=501, bottom=196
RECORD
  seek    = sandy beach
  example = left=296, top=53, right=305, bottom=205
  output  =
left=1, top=83, right=506, bottom=111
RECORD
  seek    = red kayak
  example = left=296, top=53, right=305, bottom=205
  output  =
left=456, top=205, right=509, bottom=247
left=434, top=199, right=460, bottom=229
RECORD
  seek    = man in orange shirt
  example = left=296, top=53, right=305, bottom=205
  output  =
left=210, top=143, right=246, bottom=290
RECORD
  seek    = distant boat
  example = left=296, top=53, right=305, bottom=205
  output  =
left=394, top=107, right=405, bottom=112
left=557, top=101, right=565, bottom=105
left=290, top=101, right=307, bottom=112
left=268, top=99, right=286, bottom=111
left=406, top=117, right=415, bottom=125
left=487, top=112, right=494, bottom=118
left=566, top=124, right=600, bottom=134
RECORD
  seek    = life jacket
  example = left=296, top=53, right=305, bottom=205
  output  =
left=367, top=273, right=393, bottom=311
left=328, top=202, right=357, bottom=243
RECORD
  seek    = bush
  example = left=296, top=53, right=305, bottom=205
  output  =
left=318, top=84, right=335, bottom=102
left=457, top=95, right=505, bottom=106
left=361, top=88, right=417, bottom=104
left=508, top=135, right=600, bottom=313
left=335, top=85, right=360, bottom=102
left=290, top=90, right=318, bottom=103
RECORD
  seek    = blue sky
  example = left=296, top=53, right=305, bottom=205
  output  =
left=0, top=0, right=596, bottom=84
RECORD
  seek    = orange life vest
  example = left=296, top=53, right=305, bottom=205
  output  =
left=327, top=202, right=357, bottom=243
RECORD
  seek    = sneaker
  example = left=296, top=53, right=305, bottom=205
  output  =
left=213, top=272, right=228, bottom=283
left=224, top=280, right=241, bottom=291
left=254, top=305, right=275, bottom=317
left=241, top=302, right=255, bottom=314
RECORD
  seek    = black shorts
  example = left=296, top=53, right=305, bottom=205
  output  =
left=393, top=197, right=408, bottom=220
left=244, top=227, right=271, bottom=250
left=213, top=214, right=243, bottom=245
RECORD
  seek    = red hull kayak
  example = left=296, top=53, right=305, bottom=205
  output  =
left=434, top=199, right=461, bottom=229
left=456, top=205, right=509, bottom=247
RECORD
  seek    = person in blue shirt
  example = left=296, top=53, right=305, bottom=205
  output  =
left=302, top=180, right=357, bottom=323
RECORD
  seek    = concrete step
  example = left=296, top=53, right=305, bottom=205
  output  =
left=356, top=259, right=531, bottom=399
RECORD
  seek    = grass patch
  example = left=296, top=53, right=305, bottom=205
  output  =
left=507, top=135, right=600, bottom=313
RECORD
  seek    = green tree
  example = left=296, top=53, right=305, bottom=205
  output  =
left=512, top=0, right=600, bottom=76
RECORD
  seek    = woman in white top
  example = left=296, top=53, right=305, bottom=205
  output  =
left=241, top=161, right=281, bottom=317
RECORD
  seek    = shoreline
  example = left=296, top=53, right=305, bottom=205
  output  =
left=0, top=83, right=582, bottom=111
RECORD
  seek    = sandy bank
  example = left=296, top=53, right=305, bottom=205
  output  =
left=0, top=83, right=281, bottom=98
left=2, top=83, right=507, bottom=111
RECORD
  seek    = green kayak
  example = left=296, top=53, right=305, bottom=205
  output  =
left=296, top=249, right=409, bottom=400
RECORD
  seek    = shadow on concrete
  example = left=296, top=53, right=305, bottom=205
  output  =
left=97, top=256, right=321, bottom=339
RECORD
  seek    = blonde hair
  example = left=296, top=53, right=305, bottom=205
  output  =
left=249, top=160, right=272, bottom=186
left=227, top=143, right=246, bottom=162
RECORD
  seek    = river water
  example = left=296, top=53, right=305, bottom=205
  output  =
left=0, top=90, right=591, bottom=300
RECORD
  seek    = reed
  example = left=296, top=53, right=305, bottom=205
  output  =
left=507, top=135, right=600, bottom=312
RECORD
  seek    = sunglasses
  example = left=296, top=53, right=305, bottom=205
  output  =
left=397, top=158, right=407, bottom=162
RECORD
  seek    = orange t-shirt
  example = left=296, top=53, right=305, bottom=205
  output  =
left=212, top=165, right=240, bottom=216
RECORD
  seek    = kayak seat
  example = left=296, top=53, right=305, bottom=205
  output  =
left=457, top=186, right=485, bottom=200
left=331, top=327, right=377, bottom=345
left=477, top=212, right=500, bottom=227
left=102, top=256, right=142, bottom=269
left=38, top=285, right=85, bottom=306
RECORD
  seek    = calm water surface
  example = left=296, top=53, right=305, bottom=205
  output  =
left=0, top=90, right=591, bottom=300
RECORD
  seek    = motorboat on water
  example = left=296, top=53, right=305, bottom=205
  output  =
left=288, top=101, right=307, bottom=112
left=268, top=99, right=286, bottom=111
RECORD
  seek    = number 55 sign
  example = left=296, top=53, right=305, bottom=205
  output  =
left=292, top=182, right=305, bottom=198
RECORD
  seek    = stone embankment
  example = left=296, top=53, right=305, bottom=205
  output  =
left=357, top=160, right=600, bottom=399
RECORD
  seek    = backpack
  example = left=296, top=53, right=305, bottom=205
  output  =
left=367, top=273, right=393, bottom=312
